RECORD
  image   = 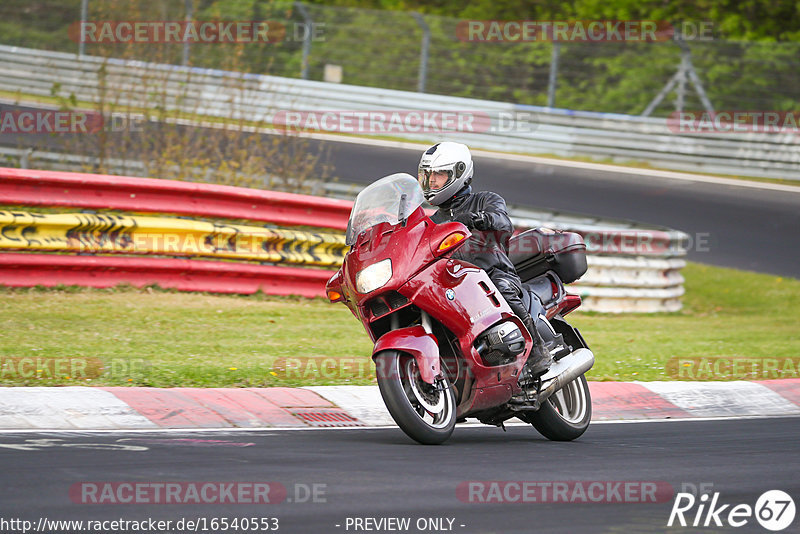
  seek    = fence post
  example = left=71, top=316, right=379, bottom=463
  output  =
left=20, top=149, right=32, bottom=169
left=411, top=13, right=430, bottom=93
left=78, top=0, right=89, bottom=57
left=675, top=50, right=688, bottom=112
left=182, top=0, right=193, bottom=66
left=295, top=2, right=313, bottom=80
left=547, top=41, right=561, bottom=108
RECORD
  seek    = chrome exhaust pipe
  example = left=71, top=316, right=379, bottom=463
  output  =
left=537, top=348, right=594, bottom=403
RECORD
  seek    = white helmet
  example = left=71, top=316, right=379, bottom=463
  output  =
left=417, top=142, right=474, bottom=206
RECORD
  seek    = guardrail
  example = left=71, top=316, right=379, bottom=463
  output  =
left=0, top=167, right=686, bottom=312
left=0, top=253, right=332, bottom=298
left=508, top=211, right=686, bottom=313
left=0, top=167, right=352, bottom=230
left=0, top=44, right=797, bottom=180
left=0, top=210, right=347, bottom=267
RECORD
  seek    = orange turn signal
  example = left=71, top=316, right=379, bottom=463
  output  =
left=327, top=290, right=343, bottom=303
left=437, top=232, right=467, bottom=253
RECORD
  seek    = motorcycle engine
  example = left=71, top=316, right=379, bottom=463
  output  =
left=474, top=321, right=525, bottom=366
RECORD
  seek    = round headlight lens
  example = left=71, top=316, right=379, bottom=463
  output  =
left=355, top=259, right=392, bottom=294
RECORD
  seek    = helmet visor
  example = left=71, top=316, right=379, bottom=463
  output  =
left=418, top=166, right=454, bottom=194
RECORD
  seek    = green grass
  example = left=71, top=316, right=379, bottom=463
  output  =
left=574, top=263, right=800, bottom=381
left=0, top=287, right=375, bottom=388
left=0, top=262, right=798, bottom=387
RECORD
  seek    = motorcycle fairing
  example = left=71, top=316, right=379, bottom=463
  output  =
left=372, top=326, right=441, bottom=384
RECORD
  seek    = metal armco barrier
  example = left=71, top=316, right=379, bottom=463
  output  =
left=510, top=212, right=687, bottom=313
left=577, top=256, right=686, bottom=313
left=0, top=167, right=688, bottom=312
left=0, top=210, right=347, bottom=267
left=0, top=45, right=797, bottom=180
left=0, top=167, right=352, bottom=230
left=0, top=253, right=332, bottom=298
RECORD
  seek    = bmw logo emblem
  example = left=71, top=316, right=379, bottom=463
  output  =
left=445, top=289, right=455, bottom=301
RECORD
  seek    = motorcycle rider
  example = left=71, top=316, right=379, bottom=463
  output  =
left=418, top=141, right=553, bottom=376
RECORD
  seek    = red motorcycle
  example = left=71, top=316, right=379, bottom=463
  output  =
left=326, top=173, right=594, bottom=444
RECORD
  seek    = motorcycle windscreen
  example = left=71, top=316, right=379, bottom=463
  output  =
left=345, top=173, right=424, bottom=245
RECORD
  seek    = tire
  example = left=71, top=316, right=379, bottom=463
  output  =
left=375, top=350, right=456, bottom=445
left=526, top=374, right=592, bottom=441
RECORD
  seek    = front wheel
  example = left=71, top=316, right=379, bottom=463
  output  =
left=525, top=374, right=592, bottom=441
left=375, top=350, right=456, bottom=445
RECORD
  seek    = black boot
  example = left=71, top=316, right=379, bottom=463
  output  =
left=523, top=314, right=553, bottom=377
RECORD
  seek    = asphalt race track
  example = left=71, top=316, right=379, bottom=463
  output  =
left=0, top=417, right=798, bottom=533
left=2, top=101, right=799, bottom=277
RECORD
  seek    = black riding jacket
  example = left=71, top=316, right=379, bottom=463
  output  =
left=430, top=186, right=518, bottom=278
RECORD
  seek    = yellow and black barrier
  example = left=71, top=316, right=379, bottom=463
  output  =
left=0, top=210, right=348, bottom=267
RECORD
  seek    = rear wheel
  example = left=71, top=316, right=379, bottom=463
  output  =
left=375, top=350, right=456, bottom=445
left=525, top=374, right=591, bottom=441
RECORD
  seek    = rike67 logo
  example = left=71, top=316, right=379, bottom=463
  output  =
left=668, top=490, right=795, bottom=531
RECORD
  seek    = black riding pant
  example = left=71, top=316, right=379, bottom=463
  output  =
left=489, top=269, right=545, bottom=323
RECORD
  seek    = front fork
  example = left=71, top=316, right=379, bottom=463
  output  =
left=419, top=311, right=450, bottom=392
left=420, top=310, right=433, bottom=334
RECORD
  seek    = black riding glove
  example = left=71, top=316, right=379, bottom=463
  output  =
left=471, top=211, right=489, bottom=230
left=452, top=212, right=475, bottom=228
left=453, top=211, right=489, bottom=230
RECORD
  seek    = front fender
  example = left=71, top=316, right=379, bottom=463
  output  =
left=372, top=326, right=441, bottom=384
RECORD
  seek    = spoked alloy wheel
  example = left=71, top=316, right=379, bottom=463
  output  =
left=526, top=374, right=592, bottom=441
left=549, top=374, right=590, bottom=423
left=375, top=350, right=456, bottom=445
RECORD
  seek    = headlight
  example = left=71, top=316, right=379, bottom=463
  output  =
left=355, top=259, right=392, bottom=294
